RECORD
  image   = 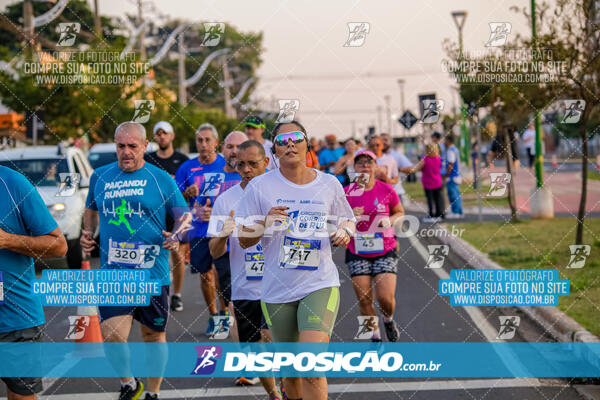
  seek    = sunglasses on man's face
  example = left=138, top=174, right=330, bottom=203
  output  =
left=273, top=131, right=306, bottom=147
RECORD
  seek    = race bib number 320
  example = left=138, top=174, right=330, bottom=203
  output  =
left=279, top=237, right=321, bottom=270
left=244, top=252, right=264, bottom=280
left=108, top=239, right=160, bottom=268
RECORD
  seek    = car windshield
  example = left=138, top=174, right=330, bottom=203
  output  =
left=0, top=158, right=69, bottom=187
left=88, top=151, right=117, bottom=169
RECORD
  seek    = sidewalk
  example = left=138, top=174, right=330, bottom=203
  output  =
left=482, top=165, right=600, bottom=214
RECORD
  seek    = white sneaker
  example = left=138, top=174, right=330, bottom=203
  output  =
left=422, top=217, right=436, bottom=223
left=446, top=213, right=463, bottom=219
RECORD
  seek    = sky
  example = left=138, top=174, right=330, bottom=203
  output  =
left=3, top=0, right=534, bottom=139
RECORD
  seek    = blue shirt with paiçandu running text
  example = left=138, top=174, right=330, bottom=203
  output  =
left=174, top=154, right=241, bottom=238
left=85, top=162, right=188, bottom=286
left=0, top=166, right=58, bottom=333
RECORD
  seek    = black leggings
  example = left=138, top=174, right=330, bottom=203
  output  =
left=425, top=187, right=445, bottom=218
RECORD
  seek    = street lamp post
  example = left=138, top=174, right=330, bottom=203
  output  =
left=452, top=10, right=470, bottom=166
left=531, top=0, right=544, bottom=188
left=398, top=79, right=406, bottom=136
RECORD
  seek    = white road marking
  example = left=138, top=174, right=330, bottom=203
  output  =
left=36, top=378, right=566, bottom=399
left=407, top=234, right=536, bottom=378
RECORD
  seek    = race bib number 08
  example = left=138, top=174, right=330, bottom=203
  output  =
left=279, top=237, right=321, bottom=270
left=244, top=252, right=264, bottom=280
left=355, top=233, right=384, bottom=254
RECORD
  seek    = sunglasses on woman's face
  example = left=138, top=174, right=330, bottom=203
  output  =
left=273, top=131, right=306, bottom=147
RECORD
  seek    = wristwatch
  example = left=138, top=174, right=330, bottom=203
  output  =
left=342, top=227, right=354, bottom=238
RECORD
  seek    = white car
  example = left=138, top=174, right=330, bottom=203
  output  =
left=0, top=145, right=92, bottom=268
left=88, top=142, right=159, bottom=169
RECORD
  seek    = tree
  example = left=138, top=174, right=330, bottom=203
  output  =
left=511, top=0, right=600, bottom=243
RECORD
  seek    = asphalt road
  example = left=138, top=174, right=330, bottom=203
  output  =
left=0, top=214, right=587, bottom=400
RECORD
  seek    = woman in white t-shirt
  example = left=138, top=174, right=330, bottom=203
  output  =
left=238, top=121, right=356, bottom=400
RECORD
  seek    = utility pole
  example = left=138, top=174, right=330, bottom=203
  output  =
left=137, top=0, right=146, bottom=60
left=398, top=79, right=406, bottom=137
left=23, top=0, right=34, bottom=56
left=222, top=56, right=236, bottom=118
left=178, top=32, right=186, bottom=105
left=384, top=94, right=392, bottom=135
left=531, top=0, right=543, bottom=188
left=93, top=0, right=102, bottom=39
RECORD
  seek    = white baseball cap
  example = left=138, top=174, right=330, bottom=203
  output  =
left=153, top=121, right=174, bottom=135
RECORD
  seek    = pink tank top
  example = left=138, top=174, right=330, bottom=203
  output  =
left=421, top=156, right=442, bottom=189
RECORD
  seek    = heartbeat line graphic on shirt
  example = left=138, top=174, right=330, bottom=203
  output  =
left=102, top=200, right=145, bottom=219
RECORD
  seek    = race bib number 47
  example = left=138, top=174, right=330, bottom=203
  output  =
left=279, top=237, right=321, bottom=270
left=244, top=252, right=264, bottom=280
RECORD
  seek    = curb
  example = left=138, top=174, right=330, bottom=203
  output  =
left=436, top=223, right=600, bottom=344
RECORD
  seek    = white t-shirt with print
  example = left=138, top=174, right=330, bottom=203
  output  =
left=207, top=184, right=263, bottom=301
left=237, top=169, right=355, bottom=304
left=377, top=154, right=399, bottom=180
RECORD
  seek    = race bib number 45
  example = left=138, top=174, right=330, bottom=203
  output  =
left=279, top=237, right=321, bottom=270
left=355, top=233, right=384, bottom=254
left=244, top=252, right=264, bottom=280
left=108, top=239, right=160, bottom=268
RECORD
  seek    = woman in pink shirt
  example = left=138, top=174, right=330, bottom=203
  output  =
left=409, top=143, right=444, bottom=222
left=344, top=150, right=405, bottom=342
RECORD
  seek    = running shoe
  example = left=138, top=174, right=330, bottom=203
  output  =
left=234, top=376, right=260, bottom=386
left=119, top=378, right=144, bottom=400
left=280, top=382, right=287, bottom=400
left=422, top=217, right=437, bottom=223
left=219, top=310, right=230, bottom=331
left=170, top=295, right=183, bottom=312
left=205, top=313, right=218, bottom=336
left=144, top=394, right=158, bottom=400
left=384, top=320, right=400, bottom=342
left=445, top=212, right=463, bottom=219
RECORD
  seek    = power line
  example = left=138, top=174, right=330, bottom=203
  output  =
left=259, top=68, right=444, bottom=81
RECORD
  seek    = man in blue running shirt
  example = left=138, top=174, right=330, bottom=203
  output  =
left=81, top=121, right=190, bottom=400
left=175, top=123, right=241, bottom=336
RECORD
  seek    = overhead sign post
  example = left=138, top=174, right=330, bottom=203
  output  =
left=398, top=111, right=418, bottom=130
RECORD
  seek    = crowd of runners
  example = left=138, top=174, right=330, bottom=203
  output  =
left=0, top=115, right=417, bottom=400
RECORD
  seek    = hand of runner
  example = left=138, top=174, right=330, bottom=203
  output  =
left=330, top=228, right=350, bottom=247
left=199, top=198, right=212, bottom=222
left=184, top=183, right=199, bottom=199
left=265, top=206, right=289, bottom=228
left=162, top=230, right=179, bottom=251
left=375, top=166, right=387, bottom=180
left=220, top=210, right=236, bottom=237
left=80, top=229, right=95, bottom=256
left=352, top=206, right=364, bottom=217
left=378, top=217, right=391, bottom=228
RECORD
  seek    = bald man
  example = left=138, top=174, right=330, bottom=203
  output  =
left=82, top=121, right=191, bottom=400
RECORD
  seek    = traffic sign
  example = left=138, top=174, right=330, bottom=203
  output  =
left=398, top=111, right=418, bottom=130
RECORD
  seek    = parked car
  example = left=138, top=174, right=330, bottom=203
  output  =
left=88, top=142, right=158, bottom=169
left=0, top=145, right=93, bottom=268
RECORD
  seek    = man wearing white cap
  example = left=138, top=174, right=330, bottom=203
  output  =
left=145, top=121, right=189, bottom=312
